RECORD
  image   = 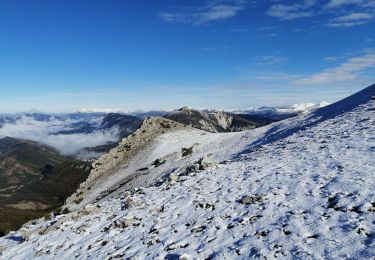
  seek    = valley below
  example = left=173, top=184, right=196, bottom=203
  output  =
left=0, top=137, right=90, bottom=235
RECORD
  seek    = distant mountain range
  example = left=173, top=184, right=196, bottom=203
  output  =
left=0, top=102, right=328, bottom=125
left=0, top=103, right=328, bottom=159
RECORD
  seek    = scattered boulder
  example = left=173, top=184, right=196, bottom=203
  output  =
left=185, top=156, right=217, bottom=174
left=169, top=174, right=180, bottom=183
left=181, top=147, right=193, bottom=157
left=191, top=225, right=206, bottom=233
left=179, top=254, right=192, bottom=260
left=327, top=194, right=341, bottom=209
left=238, top=195, right=264, bottom=205
left=151, top=206, right=165, bottom=213
left=61, top=207, right=70, bottom=214
left=165, top=242, right=190, bottom=251
left=198, top=156, right=217, bottom=170
left=114, top=217, right=141, bottom=229
left=370, top=202, right=375, bottom=212
left=185, top=163, right=200, bottom=174
left=124, top=196, right=143, bottom=208
left=153, top=159, right=166, bottom=167
left=255, top=230, right=269, bottom=238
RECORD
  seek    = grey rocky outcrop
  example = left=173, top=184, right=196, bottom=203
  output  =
left=169, top=155, right=218, bottom=183
left=66, top=117, right=188, bottom=209
left=164, top=107, right=261, bottom=133
left=186, top=156, right=218, bottom=174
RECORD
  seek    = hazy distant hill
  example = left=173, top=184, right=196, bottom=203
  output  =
left=99, top=113, right=143, bottom=139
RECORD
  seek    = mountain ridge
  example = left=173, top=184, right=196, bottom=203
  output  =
left=0, top=86, right=373, bottom=258
left=164, top=107, right=264, bottom=133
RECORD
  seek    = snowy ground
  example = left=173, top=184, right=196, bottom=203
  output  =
left=0, top=85, right=374, bottom=259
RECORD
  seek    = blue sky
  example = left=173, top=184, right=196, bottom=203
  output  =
left=0, top=0, right=374, bottom=112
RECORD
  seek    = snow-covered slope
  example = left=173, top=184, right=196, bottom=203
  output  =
left=0, top=85, right=374, bottom=259
left=233, top=101, right=330, bottom=121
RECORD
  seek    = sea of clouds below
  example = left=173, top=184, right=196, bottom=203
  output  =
left=0, top=115, right=120, bottom=157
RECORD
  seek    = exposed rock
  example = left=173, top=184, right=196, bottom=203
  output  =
left=179, top=253, right=192, bottom=260
left=114, top=217, right=141, bottom=228
left=198, top=156, right=217, bottom=170
left=181, top=147, right=194, bottom=157
left=255, top=230, right=269, bottom=238
left=124, top=196, right=143, bottom=208
left=238, top=195, right=264, bottom=205
left=185, top=156, right=217, bottom=174
left=152, top=159, right=165, bottom=167
left=327, top=194, right=341, bottom=209
left=190, top=225, right=206, bottom=233
left=164, top=107, right=263, bottom=133
left=66, top=117, right=188, bottom=210
left=169, top=174, right=180, bottom=183
left=186, top=163, right=200, bottom=174
left=165, top=242, right=190, bottom=251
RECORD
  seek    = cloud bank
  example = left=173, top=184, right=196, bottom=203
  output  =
left=0, top=115, right=120, bottom=157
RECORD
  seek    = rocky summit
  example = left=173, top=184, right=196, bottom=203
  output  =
left=165, top=107, right=264, bottom=133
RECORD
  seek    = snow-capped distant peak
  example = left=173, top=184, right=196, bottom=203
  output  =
left=71, top=108, right=127, bottom=114
left=277, top=101, right=330, bottom=114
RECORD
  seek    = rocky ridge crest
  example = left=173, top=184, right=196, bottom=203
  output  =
left=66, top=117, right=188, bottom=209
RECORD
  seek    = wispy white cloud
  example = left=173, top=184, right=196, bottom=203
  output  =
left=266, top=0, right=316, bottom=20
left=323, top=52, right=356, bottom=62
left=255, top=55, right=288, bottom=66
left=327, top=12, right=374, bottom=27
left=257, top=25, right=280, bottom=37
left=199, top=46, right=229, bottom=51
left=239, top=71, right=301, bottom=82
left=324, top=56, right=340, bottom=62
left=159, top=0, right=247, bottom=24
left=258, top=25, right=280, bottom=31
left=266, top=0, right=375, bottom=29
left=293, top=50, right=375, bottom=85
left=325, top=0, right=370, bottom=8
